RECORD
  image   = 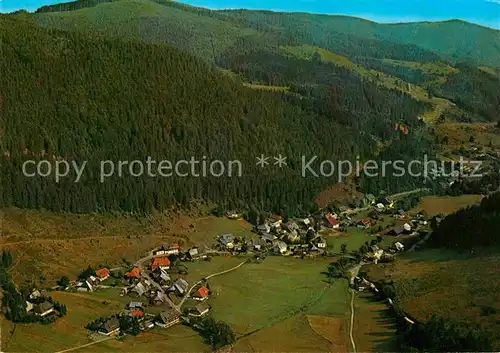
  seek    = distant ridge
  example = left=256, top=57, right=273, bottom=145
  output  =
left=32, top=0, right=500, bottom=67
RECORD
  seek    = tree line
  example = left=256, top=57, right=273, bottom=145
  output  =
left=429, top=192, right=500, bottom=249
left=0, top=250, right=67, bottom=324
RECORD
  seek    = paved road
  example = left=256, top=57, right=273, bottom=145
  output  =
left=349, top=290, right=357, bottom=353
left=386, top=188, right=430, bottom=201
left=54, top=336, right=115, bottom=353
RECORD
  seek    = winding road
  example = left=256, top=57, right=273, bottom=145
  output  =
left=133, top=254, right=247, bottom=312
left=349, top=290, right=357, bottom=353
left=177, top=259, right=248, bottom=309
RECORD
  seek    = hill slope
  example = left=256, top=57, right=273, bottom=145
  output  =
left=0, top=15, right=433, bottom=214
left=29, top=0, right=500, bottom=122
left=33, top=0, right=500, bottom=67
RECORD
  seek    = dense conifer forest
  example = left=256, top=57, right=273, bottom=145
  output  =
left=430, top=192, right=500, bottom=249
left=0, top=15, right=435, bottom=215
left=1, top=0, right=499, bottom=216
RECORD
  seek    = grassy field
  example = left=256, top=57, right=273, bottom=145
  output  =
left=181, top=255, right=245, bottom=284
left=243, top=83, right=290, bottom=92
left=1, top=256, right=357, bottom=352
left=1, top=289, right=127, bottom=352
left=414, top=194, right=482, bottom=216
left=435, top=122, right=500, bottom=150
left=326, top=228, right=395, bottom=253
left=234, top=314, right=336, bottom=352
left=185, top=256, right=357, bottom=351
left=382, top=59, right=458, bottom=77
left=206, top=257, right=350, bottom=333
left=361, top=248, right=500, bottom=350
left=353, top=292, right=398, bottom=352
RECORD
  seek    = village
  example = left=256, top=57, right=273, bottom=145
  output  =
left=16, top=191, right=434, bottom=343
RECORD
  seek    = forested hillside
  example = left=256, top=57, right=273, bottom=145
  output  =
left=30, top=0, right=500, bottom=122
left=0, top=15, right=431, bottom=215
left=34, top=0, right=500, bottom=67
left=2, top=0, right=498, bottom=215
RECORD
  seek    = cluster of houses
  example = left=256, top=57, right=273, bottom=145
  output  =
left=219, top=200, right=402, bottom=257
left=363, top=242, right=405, bottom=264
left=388, top=211, right=429, bottom=237
left=94, top=298, right=210, bottom=337
left=68, top=267, right=112, bottom=292
left=25, top=289, right=58, bottom=317
left=219, top=213, right=339, bottom=257
left=90, top=242, right=214, bottom=337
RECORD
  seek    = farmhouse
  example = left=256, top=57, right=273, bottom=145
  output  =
left=225, top=211, right=242, bottom=219
left=246, top=238, right=265, bottom=251
left=85, top=276, right=99, bottom=292
left=99, top=317, right=120, bottom=336
left=169, top=278, right=189, bottom=295
left=131, top=282, right=148, bottom=297
left=395, top=242, right=405, bottom=251
left=188, top=247, right=199, bottom=259
left=360, top=219, right=371, bottom=228
left=284, top=221, right=300, bottom=232
left=127, top=301, right=143, bottom=309
left=151, top=257, right=171, bottom=270
left=157, top=309, right=181, bottom=328
left=268, top=215, right=283, bottom=228
left=193, top=285, right=210, bottom=301
left=189, top=302, right=210, bottom=317
left=154, top=244, right=180, bottom=256
left=29, top=290, right=41, bottom=300
left=378, top=198, right=394, bottom=208
left=273, top=240, right=288, bottom=255
left=125, top=267, right=141, bottom=279
left=286, top=230, right=300, bottom=243
left=261, top=233, right=277, bottom=243
left=256, top=223, right=271, bottom=234
left=219, top=233, right=235, bottom=249
left=34, top=301, right=54, bottom=317
left=353, top=277, right=372, bottom=292
left=130, top=308, right=144, bottom=318
left=391, top=226, right=404, bottom=236
left=153, top=267, right=171, bottom=284
left=95, top=268, right=110, bottom=281
left=325, top=213, right=339, bottom=229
